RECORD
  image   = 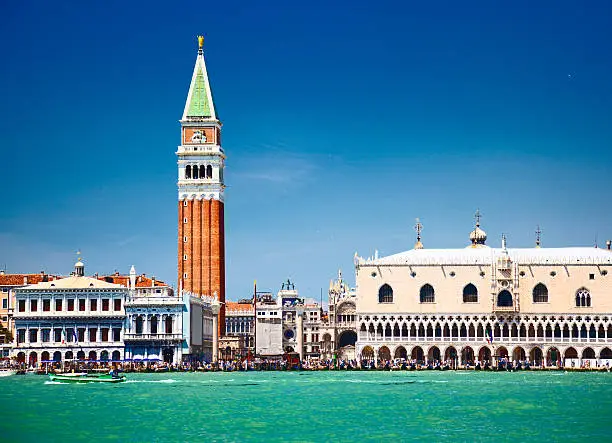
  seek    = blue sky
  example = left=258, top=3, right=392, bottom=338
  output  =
left=1, top=0, right=611, bottom=300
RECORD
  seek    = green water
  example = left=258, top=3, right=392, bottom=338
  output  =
left=1, top=371, right=610, bottom=442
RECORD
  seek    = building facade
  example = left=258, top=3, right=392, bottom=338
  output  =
left=354, top=217, right=612, bottom=368
left=223, top=300, right=254, bottom=359
left=0, top=272, right=59, bottom=358
left=177, top=36, right=226, bottom=335
left=322, top=270, right=358, bottom=360
left=254, top=280, right=323, bottom=360
left=12, top=260, right=127, bottom=366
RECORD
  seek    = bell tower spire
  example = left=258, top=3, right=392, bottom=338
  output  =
left=177, top=36, right=226, bottom=336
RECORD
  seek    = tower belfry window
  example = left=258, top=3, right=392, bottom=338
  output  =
left=185, top=165, right=191, bottom=179
left=207, top=165, right=213, bottom=178
left=200, top=165, right=206, bottom=179
left=193, top=166, right=199, bottom=179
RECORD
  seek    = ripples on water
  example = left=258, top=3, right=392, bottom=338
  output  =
left=1, top=371, right=610, bottom=442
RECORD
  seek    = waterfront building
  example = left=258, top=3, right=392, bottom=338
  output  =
left=0, top=271, right=59, bottom=358
left=322, top=270, right=358, bottom=360
left=222, top=300, right=254, bottom=359
left=101, top=267, right=184, bottom=364
left=177, top=36, right=226, bottom=335
left=354, top=214, right=612, bottom=368
left=12, top=260, right=127, bottom=366
left=254, top=280, right=322, bottom=361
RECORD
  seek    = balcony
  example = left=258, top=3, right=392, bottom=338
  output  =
left=123, top=333, right=183, bottom=342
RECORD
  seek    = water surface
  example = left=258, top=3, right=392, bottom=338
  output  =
left=1, top=371, right=610, bottom=441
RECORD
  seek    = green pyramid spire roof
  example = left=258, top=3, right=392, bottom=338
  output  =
left=182, top=43, right=217, bottom=121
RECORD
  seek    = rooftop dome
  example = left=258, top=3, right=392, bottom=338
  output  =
left=469, top=211, right=487, bottom=247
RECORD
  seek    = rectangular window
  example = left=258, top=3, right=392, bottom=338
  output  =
left=30, top=300, right=37, bottom=312
left=112, top=328, right=121, bottom=342
left=17, top=329, right=25, bottom=344
left=43, top=299, right=51, bottom=312
left=77, top=328, right=85, bottom=343
left=55, top=299, right=62, bottom=311
left=1, top=298, right=6, bottom=309
left=90, top=299, right=97, bottom=311
left=101, top=328, right=109, bottom=342
left=42, top=329, right=50, bottom=342
left=102, top=299, right=110, bottom=311
left=589, top=273, right=595, bottom=280
left=89, top=328, right=97, bottom=342
left=66, top=328, right=74, bottom=343
left=54, top=329, right=62, bottom=343
left=30, top=329, right=38, bottom=343
left=114, top=299, right=122, bottom=311
left=79, top=299, right=86, bottom=311
left=67, top=299, right=75, bottom=311
left=18, top=300, right=25, bottom=312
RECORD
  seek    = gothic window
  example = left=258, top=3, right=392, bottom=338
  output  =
left=185, top=165, right=191, bottom=179
left=200, top=165, right=206, bottom=179
left=151, top=316, right=158, bottom=334
left=193, top=165, right=199, bottom=179
left=206, top=165, right=213, bottom=178
left=576, top=288, right=591, bottom=307
left=462, top=283, right=478, bottom=303
left=378, top=284, right=393, bottom=303
left=420, top=284, right=435, bottom=303
left=135, top=316, right=144, bottom=334
left=497, top=290, right=513, bottom=307
left=532, top=283, right=549, bottom=303
left=165, top=316, right=173, bottom=334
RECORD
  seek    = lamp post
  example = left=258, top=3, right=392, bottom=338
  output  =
left=211, top=298, right=221, bottom=365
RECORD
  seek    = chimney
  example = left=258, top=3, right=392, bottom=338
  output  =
left=23, top=276, right=28, bottom=284
left=152, top=276, right=156, bottom=287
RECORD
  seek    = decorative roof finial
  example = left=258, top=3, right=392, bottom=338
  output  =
left=414, top=218, right=424, bottom=249
left=469, top=210, right=487, bottom=247
left=535, top=225, right=542, bottom=248
left=501, top=233, right=507, bottom=251
left=197, top=35, right=204, bottom=50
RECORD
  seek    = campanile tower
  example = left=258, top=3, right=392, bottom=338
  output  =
left=177, top=36, right=225, bottom=334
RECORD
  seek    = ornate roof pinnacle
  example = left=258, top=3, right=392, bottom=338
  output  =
left=535, top=225, right=542, bottom=248
left=197, top=35, right=204, bottom=50
left=469, top=210, right=487, bottom=247
left=414, top=218, right=424, bottom=249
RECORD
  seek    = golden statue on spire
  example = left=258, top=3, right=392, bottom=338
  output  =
left=197, top=35, right=204, bottom=49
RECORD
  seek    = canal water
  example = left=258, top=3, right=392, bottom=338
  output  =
left=1, top=370, right=610, bottom=441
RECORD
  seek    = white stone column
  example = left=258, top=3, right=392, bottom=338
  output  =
left=211, top=300, right=221, bottom=363
left=296, top=306, right=304, bottom=363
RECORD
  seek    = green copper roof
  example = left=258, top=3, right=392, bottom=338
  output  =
left=187, top=65, right=211, bottom=117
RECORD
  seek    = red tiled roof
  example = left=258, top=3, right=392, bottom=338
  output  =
left=96, top=274, right=169, bottom=288
left=226, top=302, right=254, bottom=313
left=0, top=274, right=59, bottom=286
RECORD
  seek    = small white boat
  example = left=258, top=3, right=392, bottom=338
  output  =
left=0, top=369, right=17, bottom=377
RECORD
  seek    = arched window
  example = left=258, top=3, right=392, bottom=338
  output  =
left=497, top=290, right=513, bottom=307
left=135, top=316, right=144, bottom=334
left=576, top=288, right=591, bottom=307
left=193, top=165, right=199, bottom=179
left=462, top=284, right=478, bottom=303
left=206, top=165, right=213, bottom=178
left=420, top=284, right=435, bottom=303
left=378, top=284, right=393, bottom=303
left=150, top=316, right=158, bottom=334
left=165, top=316, right=173, bottom=334
left=532, top=283, right=548, bottom=303
left=200, top=165, right=206, bottom=179
left=185, top=165, right=192, bottom=179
